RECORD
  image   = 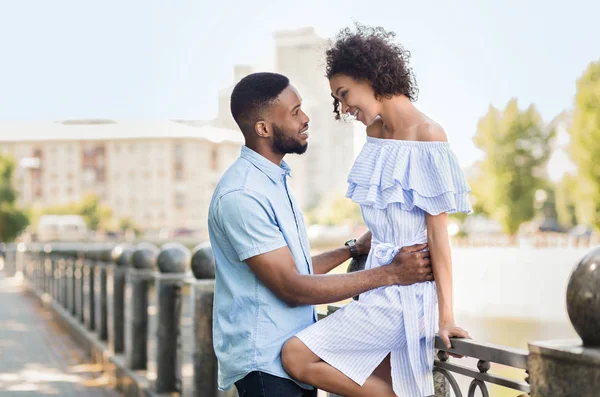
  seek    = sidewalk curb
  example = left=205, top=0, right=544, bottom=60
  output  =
left=25, top=284, right=166, bottom=397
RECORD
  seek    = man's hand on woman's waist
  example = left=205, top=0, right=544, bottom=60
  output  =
left=387, top=243, right=433, bottom=285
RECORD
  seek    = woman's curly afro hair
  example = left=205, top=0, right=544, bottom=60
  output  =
left=326, top=23, right=419, bottom=120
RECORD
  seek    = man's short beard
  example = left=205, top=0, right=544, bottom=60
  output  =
left=272, top=124, right=308, bottom=155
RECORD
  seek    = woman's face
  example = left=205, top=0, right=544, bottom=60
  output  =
left=329, top=74, right=381, bottom=125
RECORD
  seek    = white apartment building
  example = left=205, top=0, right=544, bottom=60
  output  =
left=0, top=120, right=243, bottom=237
left=0, top=27, right=356, bottom=239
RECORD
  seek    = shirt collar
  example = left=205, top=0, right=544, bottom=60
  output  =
left=240, top=146, right=291, bottom=183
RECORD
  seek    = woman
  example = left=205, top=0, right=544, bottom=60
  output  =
left=281, top=25, right=472, bottom=397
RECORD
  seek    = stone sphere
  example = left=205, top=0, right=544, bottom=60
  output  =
left=131, top=243, right=160, bottom=270
left=191, top=243, right=215, bottom=279
left=157, top=242, right=191, bottom=273
left=71, top=245, right=85, bottom=259
left=566, top=246, right=600, bottom=346
left=57, top=243, right=79, bottom=258
left=84, top=246, right=101, bottom=260
left=111, top=244, right=135, bottom=267
left=99, top=244, right=115, bottom=262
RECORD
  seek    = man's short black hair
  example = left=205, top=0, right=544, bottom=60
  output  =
left=230, top=72, right=290, bottom=135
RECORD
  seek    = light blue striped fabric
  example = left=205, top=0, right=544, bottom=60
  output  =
left=296, top=137, right=472, bottom=396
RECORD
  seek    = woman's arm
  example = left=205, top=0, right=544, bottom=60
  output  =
left=311, top=231, right=372, bottom=275
left=426, top=212, right=470, bottom=349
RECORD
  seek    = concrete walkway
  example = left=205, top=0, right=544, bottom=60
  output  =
left=0, top=274, right=119, bottom=396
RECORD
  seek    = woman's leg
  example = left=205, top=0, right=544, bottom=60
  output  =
left=282, top=337, right=396, bottom=397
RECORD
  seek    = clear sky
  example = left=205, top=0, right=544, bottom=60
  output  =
left=0, top=0, right=597, bottom=177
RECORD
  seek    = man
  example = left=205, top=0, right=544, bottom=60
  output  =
left=208, top=72, right=433, bottom=397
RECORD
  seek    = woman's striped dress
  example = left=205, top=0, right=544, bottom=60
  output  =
left=296, top=137, right=472, bottom=396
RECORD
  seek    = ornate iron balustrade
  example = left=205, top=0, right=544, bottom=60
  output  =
left=433, top=337, right=529, bottom=397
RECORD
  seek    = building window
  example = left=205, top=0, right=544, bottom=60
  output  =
left=174, top=143, right=184, bottom=181
left=96, top=169, right=105, bottom=182
left=83, top=168, right=95, bottom=185
left=174, top=192, right=185, bottom=209
left=32, top=148, right=43, bottom=199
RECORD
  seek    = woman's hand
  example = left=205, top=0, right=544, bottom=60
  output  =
left=438, top=324, right=470, bottom=358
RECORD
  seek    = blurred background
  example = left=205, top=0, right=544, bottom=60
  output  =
left=1, top=1, right=599, bottom=395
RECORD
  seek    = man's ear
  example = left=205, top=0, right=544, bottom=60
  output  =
left=254, top=120, right=270, bottom=138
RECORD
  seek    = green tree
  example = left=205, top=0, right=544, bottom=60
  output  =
left=0, top=155, right=30, bottom=241
left=305, top=193, right=363, bottom=226
left=118, top=217, right=141, bottom=236
left=78, top=194, right=112, bottom=231
left=555, top=173, right=579, bottom=228
left=472, top=99, right=555, bottom=237
left=35, top=193, right=113, bottom=231
left=568, top=60, right=600, bottom=232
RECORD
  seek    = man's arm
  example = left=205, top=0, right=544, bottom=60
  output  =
left=215, top=189, right=432, bottom=307
left=246, top=243, right=432, bottom=306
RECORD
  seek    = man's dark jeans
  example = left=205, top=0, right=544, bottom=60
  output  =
left=234, top=371, right=318, bottom=397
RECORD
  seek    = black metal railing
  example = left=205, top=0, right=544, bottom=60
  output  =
left=2, top=241, right=543, bottom=397
left=4, top=242, right=224, bottom=397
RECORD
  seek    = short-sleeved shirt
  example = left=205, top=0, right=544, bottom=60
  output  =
left=208, top=146, right=317, bottom=391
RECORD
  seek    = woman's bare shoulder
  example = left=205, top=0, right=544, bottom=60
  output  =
left=416, top=118, right=448, bottom=142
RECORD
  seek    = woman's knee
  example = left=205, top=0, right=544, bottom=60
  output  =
left=281, top=337, right=309, bottom=380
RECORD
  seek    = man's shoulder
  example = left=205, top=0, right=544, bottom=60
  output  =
left=210, top=175, right=271, bottom=215
left=212, top=187, right=271, bottom=214
left=215, top=158, right=273, bottom=195
left=209, top=158, right=278, bottom=227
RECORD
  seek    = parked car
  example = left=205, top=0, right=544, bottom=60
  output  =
left=37, top=215, right=88, bottom=242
